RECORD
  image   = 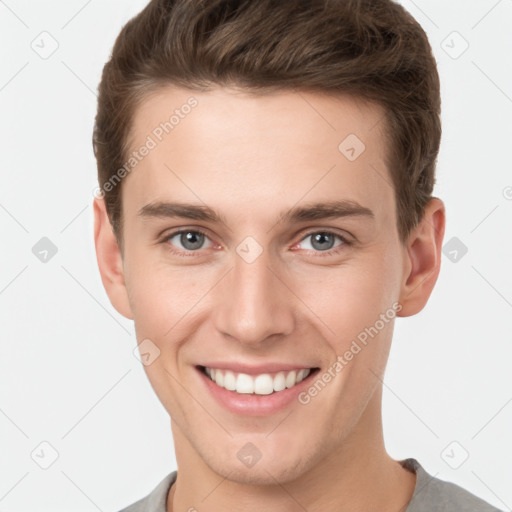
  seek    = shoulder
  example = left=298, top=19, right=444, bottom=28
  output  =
left=402, top=458, right=504, bottom=512
left=117, top=471, right=177, bottom=512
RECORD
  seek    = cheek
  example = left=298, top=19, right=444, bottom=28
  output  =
left=297, top=255, right=399, bottom=343
left=124, top=251, right=212, bottom=343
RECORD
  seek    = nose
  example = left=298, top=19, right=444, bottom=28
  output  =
left=211, top=245, right=296, bottom=347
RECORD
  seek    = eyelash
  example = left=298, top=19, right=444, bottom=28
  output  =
left=161, top=228, right=352, bottom=258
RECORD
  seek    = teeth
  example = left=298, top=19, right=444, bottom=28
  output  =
left=203, top=367, right=312, bottom=395
left=285, top=370, right=297, bottom=388
left=273, top=372, right=286, bottom=392
left=223, top=371, right=236, bottom=391
left=236, top=373, right=254, bottom=394
left=297, top=369, right=308, bottom=382
left=254, top=374, right=273, bottom=395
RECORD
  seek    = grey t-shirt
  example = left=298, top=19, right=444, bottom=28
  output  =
left=119, top=458, right=504, bottom=512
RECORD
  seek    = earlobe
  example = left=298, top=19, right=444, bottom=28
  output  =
left=397, top=198, right=446, bottom=317
left=93, top=197, right=134, bottom=320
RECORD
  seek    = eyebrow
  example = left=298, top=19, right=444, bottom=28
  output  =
left=137, top=200, right=375, bottom=226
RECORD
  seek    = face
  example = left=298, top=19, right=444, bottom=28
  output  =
left=95, top=85, right=441, bottom=485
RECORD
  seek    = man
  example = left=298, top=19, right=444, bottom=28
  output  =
left=92, top=0, right=502, bottom=510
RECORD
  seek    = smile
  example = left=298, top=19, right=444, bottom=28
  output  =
left=200, top=366, right=318, bottom=395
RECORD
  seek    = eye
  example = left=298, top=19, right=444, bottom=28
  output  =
left=296, top=230, right=350, bottom=254
left=164, top=229, right=215, bottom=253
left=161, top=228, right=351, bottom=257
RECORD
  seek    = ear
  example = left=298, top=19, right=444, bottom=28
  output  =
left=93, top=197, right=133, bottom=320
left=397, top=197, right=446, bottom=317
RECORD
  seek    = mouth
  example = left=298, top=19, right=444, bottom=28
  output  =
left=197, top=365, right=321, bottom=395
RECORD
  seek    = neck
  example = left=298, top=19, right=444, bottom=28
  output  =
left=167, top=386, right=416, bottom=512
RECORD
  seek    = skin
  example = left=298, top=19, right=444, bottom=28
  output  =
left=94, top=86, right=445, bottom=512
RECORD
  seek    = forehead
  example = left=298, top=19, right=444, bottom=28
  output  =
left=123, top=85, right=394, bottom=225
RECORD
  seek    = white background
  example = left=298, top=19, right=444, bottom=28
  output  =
left=0, top=1, right=511, bottom=511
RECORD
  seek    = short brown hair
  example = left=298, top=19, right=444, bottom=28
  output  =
left=93, top=0, right=441, bottom=250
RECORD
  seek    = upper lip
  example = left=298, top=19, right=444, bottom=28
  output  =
left=197, top=362, right=318, bottom=375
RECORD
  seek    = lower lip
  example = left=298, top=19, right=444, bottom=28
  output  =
left=196, top=366, right=320, bottom=416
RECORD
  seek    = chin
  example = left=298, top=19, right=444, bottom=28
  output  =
left=204, top=447, right=312, bottom=486
left=216, top=463, right=304, bottom=486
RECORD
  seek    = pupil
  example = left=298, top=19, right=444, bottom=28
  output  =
left=181, top=231, right=203, bottom=250
left=312, top=233, right=333, bottom=251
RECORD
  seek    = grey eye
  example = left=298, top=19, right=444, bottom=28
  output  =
left=169, top=231, right=209, bottom=251
left=301, top=232, right=343, bottom=252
